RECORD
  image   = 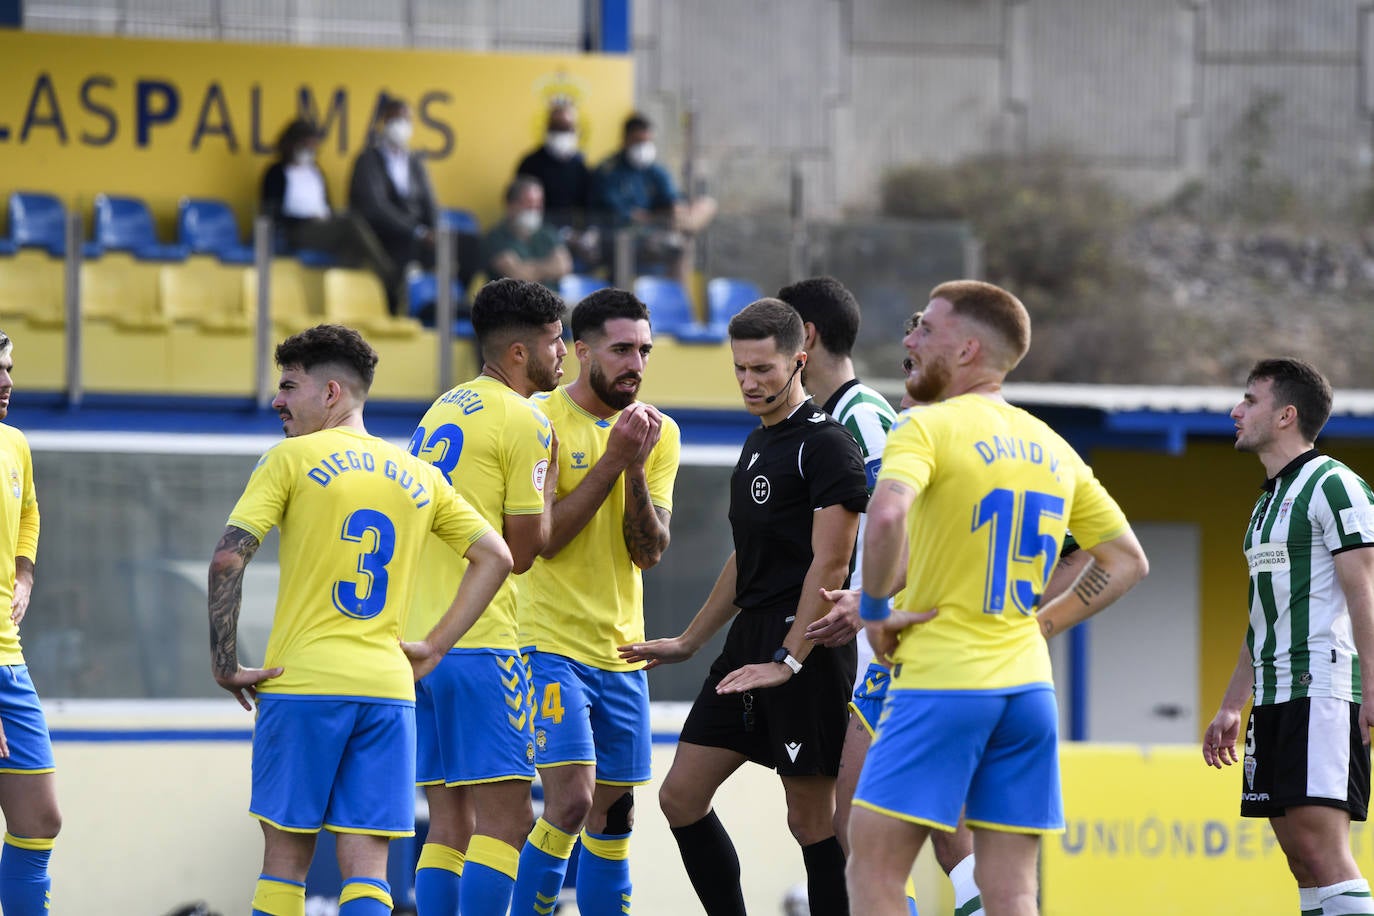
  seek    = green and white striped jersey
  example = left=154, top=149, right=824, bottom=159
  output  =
left=822, top=379, right=898, bottom=593
left=1244, top=451, right=1374, bottom=705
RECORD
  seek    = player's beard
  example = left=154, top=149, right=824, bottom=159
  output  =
left=527, top=352, right=561, bottom=393
left=589, top=360, right=639, bottom=411
left=905, top=351, right=951, bottom=403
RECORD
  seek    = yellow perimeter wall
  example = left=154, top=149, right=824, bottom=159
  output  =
left=1090, top=440, right=1374, bottom=736
left=0, top=32, right=633, bottom=231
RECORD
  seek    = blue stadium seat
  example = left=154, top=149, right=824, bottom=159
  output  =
left=441, top=208, right=481, bottom=235
left=633, top=276, right=725, bottom=344
left=8, top=192, right=68, bottom=257
left=93, top=194, right=189, bottom=261
left=178, top=198, right=255, bottom=264
left=293, top=249, right=340, bottom=268
left=559, top=273, right=609, bottom=306
left=705, top=277, right=762, bottom=330
left=407, top=272, right=472, bottom=336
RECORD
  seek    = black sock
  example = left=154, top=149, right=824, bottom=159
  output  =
left=670, top=810, right=747, bottom=916
left=801, top=835, right=850, bottom=916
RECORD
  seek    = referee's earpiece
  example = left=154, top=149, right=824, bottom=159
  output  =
left=764, top=359, right=807, bottom=404
left=795, top=359, right=804, bottom=369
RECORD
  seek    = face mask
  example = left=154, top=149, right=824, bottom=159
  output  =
left=384, top=119, right=413, bottom=149
left=293, top=150, right=315, bottom=167
left=626, top=141, right=656, bottom=169
left=514, top=210, right=543, bottom=234
left=546, top=131, right=579, bottom=160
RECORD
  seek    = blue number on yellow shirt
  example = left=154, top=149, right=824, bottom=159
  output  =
left=407, top=423, right=464, bottom=484
left=972, top=487, right=1065, bottom=615
left=333, top=508, right=396, bottom=619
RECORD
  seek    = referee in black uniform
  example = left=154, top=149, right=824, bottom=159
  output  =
left=621, top=298, right=867, bottom=916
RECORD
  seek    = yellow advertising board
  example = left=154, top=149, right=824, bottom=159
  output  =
left=1044, top=743, right=1374, bottom=914
left=0, top=31, right=633, bottom=235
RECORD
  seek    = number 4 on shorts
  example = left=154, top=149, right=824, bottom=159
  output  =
left=540, top=682, right=565, bottom=724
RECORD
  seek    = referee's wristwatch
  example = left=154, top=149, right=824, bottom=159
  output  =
left=772, top=647, right=803, bottom=675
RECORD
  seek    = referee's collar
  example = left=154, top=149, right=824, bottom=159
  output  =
left=1261, top=447, right=1321, bottom=492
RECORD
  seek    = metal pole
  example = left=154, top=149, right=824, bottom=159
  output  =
left=63, top=210, right=83, bottom=406
left=435, top=220, right=455, bottom=393
left=788, top=162, right=806, bottom=283
left=253, top=215, right=274, bottom=409
left=613, top=228, right=634, bottom=291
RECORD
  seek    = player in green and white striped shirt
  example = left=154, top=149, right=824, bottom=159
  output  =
left=1205, top=357, right=1374, bottom=916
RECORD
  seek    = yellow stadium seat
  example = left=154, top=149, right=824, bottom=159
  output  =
left=323, top=268, right=422, bottom=338
left=160, top=261, right=250, bottom=332
left=80, top=255, right=167, bottom=330
left=0, top=251, right=65, bottom=329
left=242, top=260, right=320, bottom=332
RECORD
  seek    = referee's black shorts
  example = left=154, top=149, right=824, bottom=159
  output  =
left=679, top=609, right=857, bottom=777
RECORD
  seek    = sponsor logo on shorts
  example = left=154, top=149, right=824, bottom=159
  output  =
left=784, top=741, right=802, bottom=763
left=1241, top=792, right=1271, bottom=802
left=527, top=742, right=536, bottom=763
left=1244, top=755, right=1257, bottom=790
left=535, top=728, right=547, bottom=752
left=751, top=475, right=770, bottom=504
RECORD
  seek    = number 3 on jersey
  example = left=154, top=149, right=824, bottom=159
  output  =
left=333, top=508, right=396, bottom=619
left=972, top=487, right=1064, bottom=615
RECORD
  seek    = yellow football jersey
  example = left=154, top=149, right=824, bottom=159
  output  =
left=404, top=375, right=552, bottom=649
left=0, top=425, right=38, bottom=665
left=521, top=387, right=680, bottom=670
left=228, top=427, right=492, bottom=700
left=879, top=395, right=1128, bottom=691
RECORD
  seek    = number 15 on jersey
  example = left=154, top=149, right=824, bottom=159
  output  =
left=972, top=487, right=1064, bottom=616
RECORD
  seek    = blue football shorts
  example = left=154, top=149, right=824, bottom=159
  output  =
left=854, top=684, right=1063, bottom=834
left=525, top=651, right=651, bottom=785
left=849, top=661, right=892, bottom=737
left=415, top=648, right=536, bottom=786
left=0, top=665, right=53, bottom=774
left=251, top=695, right=416, bottom=837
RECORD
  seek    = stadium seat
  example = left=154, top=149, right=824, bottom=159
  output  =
left=242, top=261, right=317, bottom=332
left=178, top=198, right=255, bottom=264
left=705, top=277, right=762, bottom=330
left=407, top=272, right=473, bottom=336
left=633, top=276, right=725, bottom=344
left=160, top=262, right=250, bottom=332
left=93, top=194, right=189, bottom=261
left=559, top=273, right=610, bottom=306
left=441, top=208, right=481, bottom=235
left=0, top=252, right=65, bottom=328
left=5, top=192, right=100, bottom=257
left=80, top=258, right=167, bottom=330
left=323, top=268, right=422, bottom=338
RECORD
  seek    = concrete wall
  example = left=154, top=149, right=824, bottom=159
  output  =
left=23, top=0, right=1374, bottom=216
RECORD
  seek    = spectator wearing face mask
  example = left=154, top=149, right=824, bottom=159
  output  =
left=262, top=118, right=401, bottom=307
left=483, top=177, right=572, bottom=289
left=515, top=103, right=600, bottom=270
left=348, top=97, right=442, bottom=313
left=593, top=112, right=716, bottom=285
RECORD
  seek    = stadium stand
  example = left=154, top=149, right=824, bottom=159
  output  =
left=705, top=276, right=761, bottom=329
left=633, top=275, right=726, bottom=343
left=178, top=198, right=256, bottom=265
left=559, top=272, right=610, bottom=305
left=92, top=195, right=190, bottom=261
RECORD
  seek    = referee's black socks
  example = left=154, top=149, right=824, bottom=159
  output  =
left=801, top=835, right=850, bottom=916
left=670, top=810, right=746, bottom=916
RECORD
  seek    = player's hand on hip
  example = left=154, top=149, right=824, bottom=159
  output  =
left=401, top=640, right=445, bottom=681
left=215, top=665, right=283, bottom=712
left=863, top=608, right=938, bottom=664
left=806, top=588, right=861, bottom=647
left=0, top=717, right=10, bottom=758
left=716, top=662, right=791, bottom=694
left=9, top=580, right=29, bottom=626
left=618, top=636, right=693, bottom=670
left=1201, top=710, right=1241, bottom=768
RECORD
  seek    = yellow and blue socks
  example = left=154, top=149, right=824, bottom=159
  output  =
left=669, top=811, right=745, bottom=915
left=414, top=842, right=464, bottom=915
left=251, top=874, right=306, bottom=916
left=0, top=833, right=53, bottom=916
left=1316, top=879, right=1374, bottom=914
left=949, top=854, right=983, bottom=916
left=461, top=834, right=520, bottom=914
left=800, top=835, right=849, bottom=915
left=339, top=877, right=393, bottom=915
left=904, top=876, right=920, bottom=916
left=513, top=817, right=577, bottom=915
left=576, top=829, right=632, bottom=916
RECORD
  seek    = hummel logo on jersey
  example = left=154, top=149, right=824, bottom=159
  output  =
left=784, top=741, right=803, bottom=762
left=571, top=450, right=588, bottom=469
left=807, top=414, right=825, bottom=423
left=747, top=452, right=759, bottom=469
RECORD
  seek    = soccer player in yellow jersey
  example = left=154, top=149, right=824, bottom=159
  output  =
left=0, top=331, right=60, bottom=916
left=208, top=325, right=513, bottom=916
left=512, top=289, right=680, bottom=916
left=847, top=282, right=1150, bottom=916
left=404, top=279, right=565, bottom=916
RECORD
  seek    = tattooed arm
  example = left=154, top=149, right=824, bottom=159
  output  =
left=623, top=465, right=671, bottom=569
left=207, top=525, right=282, bottom=710
left=1037, top=527, right=1149, bottom=638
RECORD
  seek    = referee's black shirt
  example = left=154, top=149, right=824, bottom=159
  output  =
left=729, top=399, right=869, bottom=615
